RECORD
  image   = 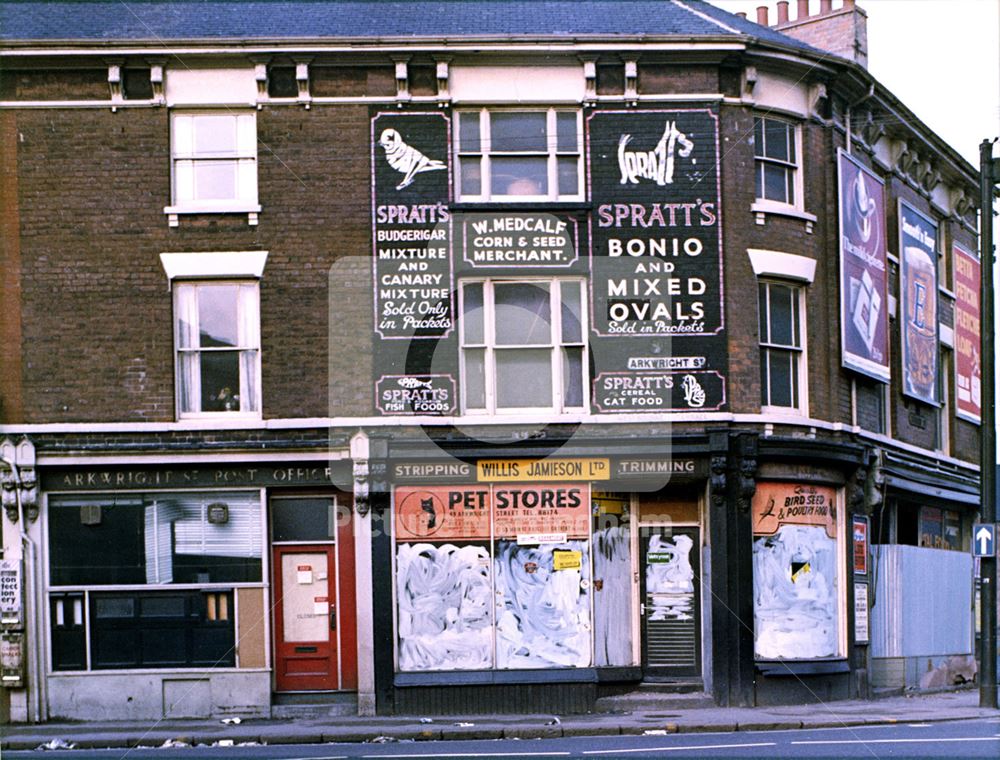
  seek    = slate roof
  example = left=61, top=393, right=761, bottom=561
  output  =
left=0, top=0, right=822, bottom=56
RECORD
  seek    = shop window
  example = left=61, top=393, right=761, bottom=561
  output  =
left=174, top=281, right=261, bottom=417
left=393, top=484, right=592, bottom=672
left=48, top=492, right=263, bottom=586
left=758, top=281, right=805, bottom=412
left=89, top=590, right=235, bottom=669
left=455, top=108, right=582, bottom=201
left=753, top=116, right=800, bottom=207
left=460, top=278, right=586, bottom=414
left=169, top=111, right=258, bottom=211
left=752, top=483, right=844, bottom=660
left=50, top=593, right=86, bottom=671
left=918, top=506, right=961, bottom=550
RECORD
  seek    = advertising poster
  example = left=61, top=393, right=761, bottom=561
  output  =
left=854, top=582, right=870, bottom=644
left=953, top=243, right=982, bottom=423
left=371, top=110, right=458, bottom=415
left=394, top=485, right=490, bottom=541
left=852, top=515, right=869, bottom=575
left=587, top=108, right=726, bottom=413
left=899, top=201, right=939, bottom=404
left=838, top=150, right=889, bottom=381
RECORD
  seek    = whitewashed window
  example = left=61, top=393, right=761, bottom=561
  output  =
left=456, top=109, right=582, bottom=201
left=754, top=116, right=799, bottom=207
left=460, top=278, right=586, bottom=414
left=759, top=281, right=805, bottom=411
left=174, top=281, right=261, bottom=417
left=170, top=112, right=258, bottom=210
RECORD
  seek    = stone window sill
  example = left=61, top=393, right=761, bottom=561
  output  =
left=164, top=204, right=262, bottom=227
left=751, top=201, right=817, bottom=234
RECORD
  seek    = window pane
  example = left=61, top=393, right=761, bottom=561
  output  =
left=563, top=347, right=584, bottom=408
left=192, top=115, right=237, bottom=155
left=198, top=285, right=239, bottom=347
left=754, top=118, right=764, bottom=158
left=459, top=112, right=481, bottom=152
left=494, top=283, right=551, bottom=345
left=490, top=112, right=547, bottom=152
left=768, top=284, right=794, bottom=346
left=464, top=347, right=486, bottom=409
left=556, top=112, right=578, bottom=151
left=95, top=597, right=134, bottom=619
left=758, top=283, right=768, bottom=342
left=762, top=163, right=789, bottom=203
left=767, top=349, right=793, bottom=407
left=200, top=350, right=241, bottom=412
left=560, top=282, right=582, bottom=343
left=490, top=156, right=548, bottom=196
left=463, top=282, right=485, bottom=344
left=193, top=160, right=238, bottom=201
left=557, top=157, right=579, bottom=196
left=760, top=350, right=770, bottom=406
left=460, top=157, right=482, bottom=196
left=496, top=349, right=552, bottom=408
left=763, top=119, right=790, bottom=162
left=754, top=163, right=763, bottom=200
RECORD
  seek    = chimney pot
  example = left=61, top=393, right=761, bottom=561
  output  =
left=736, top=11, right=748, bottom=18
left=777, top=1, right=789, bottom=23
left=820, top=0, right=832, bottom=13
left=756, top=5, right=769, bottom=25
left=797, top=0, right=810, bottom=20
left=844, top=0, right=856, bottom=6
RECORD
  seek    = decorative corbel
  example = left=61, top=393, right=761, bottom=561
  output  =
left=253, top=61, right=269, bottom=106
left=393, top=57, right=411, bottom=102
left=709, top=455, right=728, bottom=510
left=736, top=456, right=757, bottom=513
left=435, top=59, right=451, bottom=104
left=808, top=82, right=827, bottom=119
left=148, top=60, right=165, bottom=105
left=862, top=113, right=885, bottom=147
left=743, top=65, right=757, bottom=97
left=581, top=57, right=597, bottom=105
left=295, top=60, right=312, bottom=108
left=106, top=60, right=123, bottom=111
left=953, top=190, right=975, bottom=220
left=920, top=162, right=941, bottom=193
left=895, top=142, right=919, bottom=177
left=864, top=448, right=885, bottom=512
left=624, top=58, right=638, bottom=104
left=353, top=460, right=370, bottom=517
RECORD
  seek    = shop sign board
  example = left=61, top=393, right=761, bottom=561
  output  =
left=752, top=482, right=838, bottom=539
left=42, top=464, right=348, bottom=491
left=853, top=515, right=869, bottom=576
left=476, top=458, right=610, bottom=482
left=461, top=212, right=578, bottom=268
left=0, top=632, right=24, bottom=687
left=953, top=243, right=982, bottom=423
left=837, top=150, right=889, bottom=381
left=899, top=200, right=939, bottom=404
left=0, top=561, right=22, bottom=629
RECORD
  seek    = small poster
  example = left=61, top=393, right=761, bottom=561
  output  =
left=553, top=550, right=582, bottom=570
left=853, top=516, right=869, bottom=575
left=313, top=596, right=328, bottom=615
left=854, top=582, right=870, bottom=644
left=953, top=243, right=982, bottom=423
left=296, top=565, right=312, bottom=584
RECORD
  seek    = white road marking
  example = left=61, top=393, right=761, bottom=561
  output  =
left=907, top=723, right=931, bottom=727
left=792, top=737, right=1000, bottom=745
left=363, top=753, right=570, bottom=758
left=583, top=742, right=777, bottom=754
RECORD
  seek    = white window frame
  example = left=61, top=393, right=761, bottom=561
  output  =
left=750, top=115, right=816, bottom=230
left=173, top=280, right=262, bottom=420
left=165, top=109, right=261, bottom=224
left=758, top=279, right=808, bottom=416
left=454, top=108, right=584, bottom=202
left=459, top=277, right=588, bottom=415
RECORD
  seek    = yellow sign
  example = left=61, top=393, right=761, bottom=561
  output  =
left=477, top=458, right=610, bottom=482
left=553, top=550, right=582, bottom=571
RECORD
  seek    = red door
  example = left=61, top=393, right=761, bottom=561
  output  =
left=271, top=496, right=357, bottom=692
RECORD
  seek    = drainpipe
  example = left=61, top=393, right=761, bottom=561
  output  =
left=845, top=83, right=875, bottom=155
left=0, top=457, right=41, bottom=723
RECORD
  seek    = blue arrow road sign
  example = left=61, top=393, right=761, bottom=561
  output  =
left=973, top=523, right=996, bottom=557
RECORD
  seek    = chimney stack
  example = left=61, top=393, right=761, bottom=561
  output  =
left=756, top=6, right=769, bottom=26
left=736, top=11, right=747, bottom=19
left=772, top=1, right=869, bottom=69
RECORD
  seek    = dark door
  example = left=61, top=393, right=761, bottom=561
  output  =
left=640, top=526, right=701, bottom=678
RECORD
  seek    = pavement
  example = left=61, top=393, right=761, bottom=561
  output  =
left=2, top=688, right=998, bottom=751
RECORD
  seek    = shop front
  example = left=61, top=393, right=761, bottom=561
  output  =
left=382, top=453, right=710, bottom=713
left=37, top=461, right=360, bottom=721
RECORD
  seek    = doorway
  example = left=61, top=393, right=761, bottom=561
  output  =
left=639, top=525, right=701, bottom=679
left=271, top=496, right=357, bottom=692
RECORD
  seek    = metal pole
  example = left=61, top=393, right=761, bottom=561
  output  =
left=979, top=138, right=998, bottom=709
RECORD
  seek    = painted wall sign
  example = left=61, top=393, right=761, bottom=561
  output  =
left=476, top=458, right=610, bottom=482
left=899, top=200, right=939, bottom=404
left=593, top=370, right=724, bottom=412
left=853, top=515, right=869, bottom=575
left=376, top=374, right=456, bottom=415
left=43, top=464, right=349, bottom=491
left=752, top=482, right=838, bottom=539
left=614, top=458, right=704, bottom=479
left=461, top=213, right=578, bottom=267
left=394, top=485, right=491, bottom=541
left=953, top=243, right=982, bottom=423
left=838, top=150, right=890, bottom=381
left=587, top=108, right=726, bottom=413
left=392, top=462, right=474, bottom=482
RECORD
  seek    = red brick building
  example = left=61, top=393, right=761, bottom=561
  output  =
left=0, top=0, right=983, bottom=722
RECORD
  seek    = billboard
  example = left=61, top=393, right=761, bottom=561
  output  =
left=953, top=243, right=981, bottom=423
left=838, top=150, right=889, bottom=381
left=899, top=200, right=938, bottom=404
